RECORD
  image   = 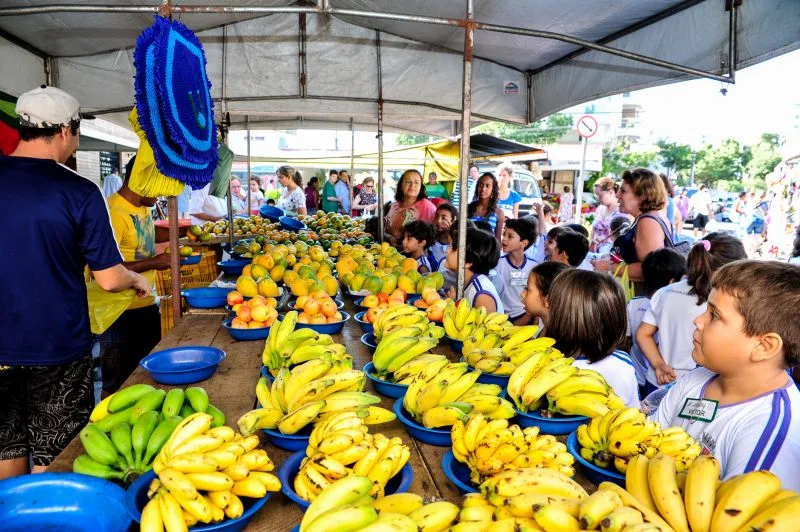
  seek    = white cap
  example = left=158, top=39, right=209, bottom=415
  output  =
left=16, top=85, right=93, bottom=128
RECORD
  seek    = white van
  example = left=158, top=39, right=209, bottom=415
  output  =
left=477, top=164, right=542, bottom=218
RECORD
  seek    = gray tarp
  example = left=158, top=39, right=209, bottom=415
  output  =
left=0, top=0, right=798, bottom=135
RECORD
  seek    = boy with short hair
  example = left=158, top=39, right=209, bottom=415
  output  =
left=401, top=220, right=437, bottom=273
left=540, top=225, right=571, bottom=263
left=551, top=231, right=589, bottom=267
left=431, top=203, right=457, bottom=266
left=649, top=260, right=800, bottom=489
left=494, top=218, right=538, bottom=324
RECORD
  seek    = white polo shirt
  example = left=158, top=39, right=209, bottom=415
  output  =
left=574, top=350, right=640, bottom=408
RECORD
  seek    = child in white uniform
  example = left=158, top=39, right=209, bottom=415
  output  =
left=430, top=203, right=457, bottom=266
left=445, top=226, right=503, bottom=313
left=494, top=218, right=538, bottom=324
left=401, top=220, right=437, bottom=274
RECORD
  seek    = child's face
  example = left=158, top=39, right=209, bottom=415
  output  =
left=692, top=289, right=759, bottom=373
left=501, top=228, right=526, bottom=254
left=444, top=246, right=471, bottom=273
left=402, top=234, right=423, bottom=255
left=544, top=236, right=558, bottom=259
left=522, top=275, right=548, bottom=318
left=550, top=247, right=570, bottom=266
left=434, top=210, right=453, bottom=234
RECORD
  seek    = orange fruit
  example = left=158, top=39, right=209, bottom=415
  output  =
left=310, top=314, right=327, bottom=325
left=297, top=312, right=312, bottom=324
left=320, top=299, right=338, bottom=318
left=304, top=298, right=321, bottom=316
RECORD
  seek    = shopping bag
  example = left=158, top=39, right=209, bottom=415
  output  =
left=87, top=282, right=135, bottom=334
left=613, top=263, right=636, bottom=304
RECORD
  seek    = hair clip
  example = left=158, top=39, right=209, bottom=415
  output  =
left=697, top=239, right=711, bottom=251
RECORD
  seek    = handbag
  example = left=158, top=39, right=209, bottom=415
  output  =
left=613, top=263, right=636, bottom=303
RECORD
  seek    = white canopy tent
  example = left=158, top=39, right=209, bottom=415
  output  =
left=1, top=0, right=798, bottom=307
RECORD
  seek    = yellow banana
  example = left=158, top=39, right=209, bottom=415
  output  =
left=206, top=490, right=230, bottom=510
left=533, top=504, right=581, bottom=532
left=373, top=493, right=424, bottom=515
left=597, top=482, right=675, bottom=532
left=709, top=470, right=781, bottom=532
left=159, top=468, right=199, bottom=501
left=408, top=501, right=460, bottom=532
left=600, top=507, right=644, bottom=532
left=231, top=475, right=269, bottom=498
left=158, top=490, right=188, bottom=532
left=299, top=475, right=374, bottom=532
left=184, top=472, right=234, bottom=492
left=277, top=400, right=327, bottom=435
left=683, top=454, right=720, bottom=532
left=647, top=454, right=690, bottom=532
left=578, top=489, right=623, bottom=530
left=625, top=454, right=656, bottom=512
left=738, top=494, right=800, bottom=532
left=225, top=493, right=244, bottom=519
left=140, top=496, right=164, bottom=532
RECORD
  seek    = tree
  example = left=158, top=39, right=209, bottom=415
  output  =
left=693, top=139, right=749, bottom=187
left=474, top=113, right=574, bottom=145
left=655, top=140, right=693, bottom=178
left=745, top=133, right=783, bottom=183
left=602, top=140, right=657, bottom=177
left=395, top=133, right=438, bottom=145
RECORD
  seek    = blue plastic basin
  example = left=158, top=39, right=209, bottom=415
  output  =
left=180, top=254, right=202, bottom=265
left=354, top=311, right=374, bottom=334
left=279, top=216, right=307, bottom=232
left=448, top=336, right=464, bottom=353
left=182, top=287, right=230, bottom=308
left=259, top=205, right=285, bottom=222
left=441, top=450, right=477, bottom=494
left=513, top=407, right=588, bottom=435
left=218, top=259, right=251, bottom=276
left=465, top=364, right=510, bottom=387
left=262, top=426, right=311, bottom=452
left=393, top=399, right=451, bottom=446
left=222, top=316, right=282, bottom=341
left=140, top=346, right=226, bottom=385
left=294, top=312, right=350, bottom=335
left=364, top=362, right=408, bottom=399
left=566, top=430, right=625, bottom=487
left=361, top=332, right=377, bottom=353
left=0, top=472, right=131, bottom=532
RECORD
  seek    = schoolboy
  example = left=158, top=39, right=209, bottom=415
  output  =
left=494, top=218, right=538, bottom=324
left=430, top=203, right=457, bottom=266
left=649, top=260, right=800, bottom=488
left=402, top=220, right=437, bottom=273
left=551, top=231, right=589, bottom=267
left=445, top=226, right=503, bottom=313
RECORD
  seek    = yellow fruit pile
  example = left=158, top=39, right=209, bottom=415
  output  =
left=443, top=299, right=513, bottom=341
left=227, top=294, right=280, bottom=329
left=371, top=303, right=445, bottom=342
left=294, top=292, right=345, bottom=324
left=262, top=311, right=347, bottom=371
left=462, top=325, right=553, bottom=376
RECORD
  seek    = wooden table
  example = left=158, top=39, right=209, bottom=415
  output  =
left=48, top=299, right=594, bottom=530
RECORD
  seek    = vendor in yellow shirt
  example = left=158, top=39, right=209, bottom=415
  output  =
left=100, top=155, right=171, bottom=393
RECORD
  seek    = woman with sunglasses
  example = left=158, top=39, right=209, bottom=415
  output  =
left=352, top=176, right=379, bottom=216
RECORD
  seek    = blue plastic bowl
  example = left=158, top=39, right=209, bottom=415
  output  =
left=513, top=407, right=588, bottom=435
left=126, top=470, right=271, bottom=531
left=448, top=336, right=463, bottom=353
left=279, top=216, right=307, bottom=232
left=364, top=362, right=408, bottom=399
left=353, top=296, right=370, bottom=308
left=260, top=366, right=275, bottom=383
left=361, top=332, right=377, bottom=353
left=182, top=287, right=230, bottom=308
left=393, top=398, right=451, bottom=446
left=278, top=451, right=413, bottom=511
left=465, top=365, right=510, bottom=387
left=222, top=315, right=282, bottom=341
left=180, top=254, right=202, bottom=265
left=140, top=346, right=226, bottom=385
left=218, top=259, right=251, bottom=276
left=406, top=293, right=422, bottom=303
left=294, top=311, right=350, bottom=335
left=262, top=426, right=311, bottom=451
left=566, top=430, right=625, bottom=487
left=259, top=205, right=285, bottom=222
left=441, top=450, right=477, bottom=494
left=354, top=311, right=374, bottom=334
left=0, top=472, right=131, bottom=531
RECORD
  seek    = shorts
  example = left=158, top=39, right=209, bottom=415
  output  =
left=99, top=305, right=161, bottom=393
left=692, top=214, right=709, bottom=230
left=0, top=356, right=93, bottom=466
left=747, top=219, right=764, bottom=235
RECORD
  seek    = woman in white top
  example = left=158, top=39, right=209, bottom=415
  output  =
left=275, top=165, right=307, bottom=217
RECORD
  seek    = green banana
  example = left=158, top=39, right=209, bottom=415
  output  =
left=206, top=404, right=226, bottom=427
left=131, top=410, right=160, bottom=468
left=92, top=406, right=135, bottom=433
left=80, top=424, right=119, bottom=466
left=107, top=384, right=155, bottom=413
left=142, top=415, right=183, bottom=466
left=180, top=403, right=196, bottom=417
left=129, top=389, right=166, bottom=424
left=161, top=388, right=185, bottom=418
left=109, top=422, right=135, bottom=468
left=73, top=453, right=125, bottom=480
left=185, top=387, right=209, bottom=413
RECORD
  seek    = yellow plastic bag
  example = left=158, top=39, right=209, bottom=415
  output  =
left=87, top=282, right=136, bottom=334
left=613, top=263, right=636, bottom=304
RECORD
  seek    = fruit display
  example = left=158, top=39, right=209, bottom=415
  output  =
left=75, top=385, right=224, bottom=483
left=141, top=413, right=281, bottom=528
left=298, top=475, right=460, bottom=532
left=294, top=292, right=345, bottom=324
left=227, top=293, right=280, bottom=329
left=239, top=241, right=336, bottom=296
left=187, top=215, right=270, bottom=242
left=402, top=362, right=515, bottom=429
left=370, top=326, right=440, bottom=377
left=371, top=302, right=444, bottom=342
left=443, top=299, right=513, bottom=342
left=507, top=351, right=626, bottom=418
left=411, top=286, right=448, bottom=315
left=237, top=358, right=394, bottom=437
left=295, top=410, right=408, bottom=499
left=261, top=310, right=348, bottom=372
left=451, top=413, right=575, bottom=484
left=576, top=407, right=702, bottom=474
left=462, top=325, right=554, bottom=376
left=297, top=212, right=373, bottom=249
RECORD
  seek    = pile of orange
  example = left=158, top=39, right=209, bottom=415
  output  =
left=295, top=291, right=344, bottom=324
left=229, top=294, right=280, bottom=329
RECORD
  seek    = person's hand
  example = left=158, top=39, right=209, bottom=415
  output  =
left=655, top=363, right=677, bottom=385
left=129, top=271, right=152, bottom=298
left=533, top=201, right=543, bottom=215
left=151, top=253, right=173, bottom=271
left=591, top=259, right=613, bottom=273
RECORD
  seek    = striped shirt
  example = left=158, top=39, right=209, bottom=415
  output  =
left=463, top=274, right=504, bottom=314
left=575, top=350, right=639, bottom=408
left=650, top=367, right=800, bottom=489
left=416, top=252, right=437, bottom=273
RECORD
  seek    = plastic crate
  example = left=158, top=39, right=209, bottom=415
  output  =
left=155, top=251, right=218, bottom=296
left=159, top=297, right=176, bottom=336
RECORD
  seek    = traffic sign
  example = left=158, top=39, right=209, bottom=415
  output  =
left=576, top=115, right=598, bottom=138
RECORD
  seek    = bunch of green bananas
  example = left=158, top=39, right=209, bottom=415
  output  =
left=371, top=325, right=440, bottom=376
left=507, top=349, right=625, bottom=418
left=296, top=410, right=409, bottom=500
left=402, top=362, right=515, bottom=429
left=298, top=475, right=460, bottom=532
left=74, top=385, right=224, bottom=483
left=372, top=353, right=449, bottom=386
left=443, top=298, right=512, bottom=341
left=576, top=407, right=701, bottom=474
left=372, top=303, right=444, bottom=342
left=451, top=413, right=575, bottom=485
left=262, top=310, right=344, bottom=372
left=462, top=327, right=555, bottom=376
left=140, top=413, right=281, bottom=529
left=238, top=357, right=394, bottom=436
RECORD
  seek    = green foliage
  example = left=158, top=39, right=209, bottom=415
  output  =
left=745, top=133, right=783, bottom=183
left=395, top=133, right=439, bottom=145
left=474, top=113, right=574, bottom=145
left=655, top=140, right=693, bottom=177
left=602, top=140, right=657, bottom=177
left=694, top=139, right=750, bottom=186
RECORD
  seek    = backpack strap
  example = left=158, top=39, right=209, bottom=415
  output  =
left=639, top=213, right=675, bottom=247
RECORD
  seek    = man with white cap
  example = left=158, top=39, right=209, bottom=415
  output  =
left=0, top=86, right=151, bottom=479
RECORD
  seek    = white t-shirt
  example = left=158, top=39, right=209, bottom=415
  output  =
left=524, top=234, right=547, bottom=264
left=641, top=278, right=704, bottom=386
left=430, top=241, right=449, bottom=266
left=689, top=190, right=712, bottom=216
left=627, top=296, right=653, bottom=386
left=493, top=254, right=536, bottom=319
left=438, top=259, right=457, bottom=292
left=574, top=351, right=640, bottom=408
left=189, top=183, right=227, bottom=226
left=463, top=274, right=504, bottom=314
left=650, top=367, right=800, bottom=490
left=788, top=256, right=800, bottom=265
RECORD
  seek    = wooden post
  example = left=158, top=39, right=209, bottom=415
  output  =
left=168, top=195, right=181, bottom=323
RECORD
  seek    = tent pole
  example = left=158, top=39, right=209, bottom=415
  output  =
left=246, top=116, right=251, bottom=215
left=350, top=117, right=356, bottom=196
left=168, top=196, right=181, bottom=324
left=376, top=31, right=384, bottom=243
left=456, top=0, right=474, bottom=300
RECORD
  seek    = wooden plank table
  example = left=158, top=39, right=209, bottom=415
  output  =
left=48, top=298, right=594, bottom=530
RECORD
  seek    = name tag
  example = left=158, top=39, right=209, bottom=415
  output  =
left=510, top=270, right=528, bottom=287
left=678, top=397, right=718, bottom=423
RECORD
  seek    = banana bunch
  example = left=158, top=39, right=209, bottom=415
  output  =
left=372, top=303, right=445, bottom=342
left=443, top=299, right=513, bottom=342
left=373, top=353, right=450, bottom=386
left=238, top=357, right=394, bottom=436
left=462, top=326, right=554, bottom=376
left=577, top=408, right=701, bottom=474
left=140, top=413, right=281, bottom=530
left=262, top=310, right=345, bottom=372
left=75, top=385, right=224, bottom=483
left=296, top=411, right=409, bottom=500
left=451, top=413, right=575, bottom=485
left=371, top=325, right=440, bottom=375
left=299, top=475, right=460, bottom=532
left=402, top=362, right=515, bottom=429
left=507, top=349, right=625, bottom=418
